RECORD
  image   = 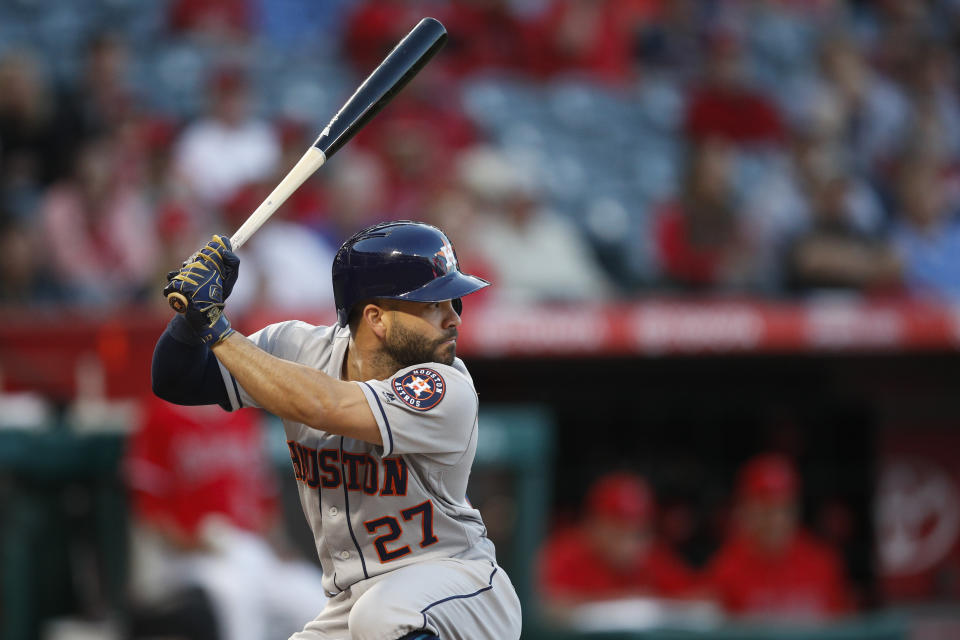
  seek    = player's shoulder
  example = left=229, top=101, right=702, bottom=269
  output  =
left=384, top=360, right=476, bottom=413
left=450, top=356, right=473, bottom=383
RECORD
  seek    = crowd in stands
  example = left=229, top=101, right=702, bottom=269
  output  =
left=3, top=0, right=960, bottom=310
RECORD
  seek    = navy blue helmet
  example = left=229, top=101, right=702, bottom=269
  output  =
left=332, top=220, right=490, bottom=327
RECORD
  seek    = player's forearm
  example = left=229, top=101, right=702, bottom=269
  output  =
left=211, top=332, right=382, bottom=445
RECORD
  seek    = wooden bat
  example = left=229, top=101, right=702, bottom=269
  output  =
left=168, top=17, right=448, bottom=313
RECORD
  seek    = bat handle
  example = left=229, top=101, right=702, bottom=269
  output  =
left=167, top=291, right=189, bottom=314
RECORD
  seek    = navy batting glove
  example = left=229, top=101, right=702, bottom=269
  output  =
left=163, top=235, right=237, bottom=345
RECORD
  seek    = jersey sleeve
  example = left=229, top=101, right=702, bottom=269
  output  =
left=218, top=320, right=311, bottom=411
left=356, top=362, right=478, bottom=462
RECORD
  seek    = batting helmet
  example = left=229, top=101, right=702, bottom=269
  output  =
left=332, top=220, right=490, bottom=327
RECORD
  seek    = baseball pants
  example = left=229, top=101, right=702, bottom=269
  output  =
left=290, top=557, right=522, bottom=640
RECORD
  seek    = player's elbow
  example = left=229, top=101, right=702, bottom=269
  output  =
left=150, top=372, right=169, bottom=401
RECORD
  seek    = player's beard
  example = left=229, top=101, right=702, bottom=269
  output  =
left=384, top=321, right=457, bottom=368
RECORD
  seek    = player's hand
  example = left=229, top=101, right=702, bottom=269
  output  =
left=163, top=234, right=238, bottom=345
left=167, top=234, right=240, bottom=299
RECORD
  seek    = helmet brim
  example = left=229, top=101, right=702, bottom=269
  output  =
left=393, top=270, right=490, bottom=303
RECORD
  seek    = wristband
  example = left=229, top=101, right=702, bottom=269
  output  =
left=194, top=310, right=235, bottom=346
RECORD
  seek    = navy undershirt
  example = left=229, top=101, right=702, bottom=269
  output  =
left=151, top=315, right=231, bottom=409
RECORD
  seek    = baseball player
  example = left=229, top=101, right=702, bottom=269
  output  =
left=152, top=221, right=522, bottom=640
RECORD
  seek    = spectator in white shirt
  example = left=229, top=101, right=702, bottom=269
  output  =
left=459, top=146, right=613, bottom=303
left=173, top=68, right=280, bottom=212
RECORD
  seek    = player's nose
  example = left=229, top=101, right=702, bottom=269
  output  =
left=443, top=300, right=461, bottom=329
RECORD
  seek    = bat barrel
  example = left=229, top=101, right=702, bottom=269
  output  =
left=312, top=17, right=447, bottom=159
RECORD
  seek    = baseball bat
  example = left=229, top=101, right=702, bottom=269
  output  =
left=168, top=17, right=448, bottom=313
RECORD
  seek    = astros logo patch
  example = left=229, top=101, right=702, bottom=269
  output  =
left=392, top=368, right=445, bottom=411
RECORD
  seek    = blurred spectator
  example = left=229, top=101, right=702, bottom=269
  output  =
left=744, top=129, right=885, bottom=270
left=0, top=216, right=58, bottom=304
left=734, top=0, right=826, bottom=91
left=344, top=2, right=532, bottom=79
left=634, top=0, right=704, bottom=81
left=653, top=139, right=757, bottom=290
left=526, top=0, right=650, bottom=83
left=784, top=173, right=901, bottom=292
left=0, top=51, right=64, bottom=218
left=126, top=398, right=326, bottom=640
left=439, top=0, right=537, bottom=77
left=704, top=453, right=852, bottom=622
left=792, top=36, right=909, bottom=175
left=315, top=149, right=391, bottom=247
left=899, top=42, right=960, bottom=164
left=868, top=0, right=939, bottom=87
left=138, top=118, right=210, bottom=292
left=684, top=33, right=785, bottom=146
left=890, top=157, right=960, bottom=300
left=462, top=146, right=614, bottom=302
left=38, top=133, right=158, bottom=304
left=255, top=0, right=353, bottom=52
left=537, top=472, right=696, bottom=625
left=352, top=80, right=477, bottom=220
left=59, top=33, right=141, bottom=149
left=169, top=0, right=253, bottom=43
left=343, top=1, right=427, bottom=73
left=173, top=67, right=280, bottom=213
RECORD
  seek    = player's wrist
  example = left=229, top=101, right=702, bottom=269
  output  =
left=183, top=305, right=234, bottom=345
left=199, top=312, right=234, bottom=346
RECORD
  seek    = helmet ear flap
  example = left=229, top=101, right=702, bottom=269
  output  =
left=453, top=298, right=462, bottom=316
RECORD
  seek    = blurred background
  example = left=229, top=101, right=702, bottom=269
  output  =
left=2, top=0, right=960, bottom=638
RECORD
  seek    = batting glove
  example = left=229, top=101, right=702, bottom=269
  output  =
left=163, top=235, right=239, bottom=345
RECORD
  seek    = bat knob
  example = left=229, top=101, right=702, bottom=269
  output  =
left=167, top=291, right=189, bottom=314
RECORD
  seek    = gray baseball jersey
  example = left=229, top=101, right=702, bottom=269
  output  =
left=217, top=321, right=500, bottom=596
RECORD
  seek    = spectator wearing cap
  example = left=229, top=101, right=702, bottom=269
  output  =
left=703, top=454, right=852, bottom=622
left=462, top=146, right=614, bottom=303
left=536, top=472, right=696, bottom=624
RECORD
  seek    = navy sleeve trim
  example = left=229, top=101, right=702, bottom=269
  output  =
left=420, top=564, right=498, bottom=629
left=362, top=382, right=394, bottom=456
left=230, top=374, right=243, bottom=409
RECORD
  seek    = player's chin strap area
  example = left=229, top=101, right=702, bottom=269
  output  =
left=397, top=633, right=440, bottom=640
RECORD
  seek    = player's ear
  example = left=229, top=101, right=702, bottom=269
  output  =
left=362, top=302, right=389, bottom=339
